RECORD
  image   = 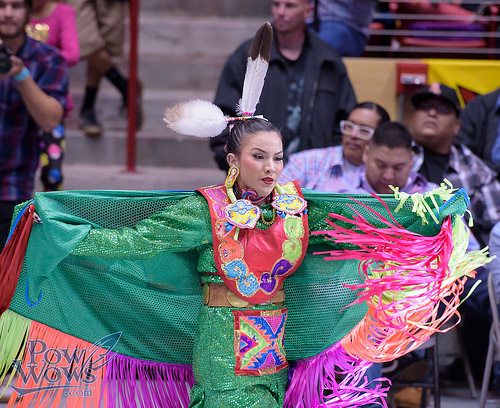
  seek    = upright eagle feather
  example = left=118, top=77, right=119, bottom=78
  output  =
left=236, top=22, right=273, bottom=116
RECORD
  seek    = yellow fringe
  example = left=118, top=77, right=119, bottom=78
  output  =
left=0, top=310, right=30, bottom=398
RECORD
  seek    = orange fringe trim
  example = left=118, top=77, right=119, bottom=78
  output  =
left=8, top=321, right=107, bottom=408
left=341, top=275, right=470, bottom=362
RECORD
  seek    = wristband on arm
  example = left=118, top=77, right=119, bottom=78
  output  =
left=13, top=67, right=30, bottom=82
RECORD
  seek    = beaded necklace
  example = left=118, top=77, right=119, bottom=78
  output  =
left=260, top=208, right=276, bottom=226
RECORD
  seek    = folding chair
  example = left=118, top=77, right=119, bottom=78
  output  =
left=479, top=273, right=500, bottom=407
left=388, top=337, right=440, bottom=408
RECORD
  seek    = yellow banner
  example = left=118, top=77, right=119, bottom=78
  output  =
left=423, top=59, right=500, bottom=106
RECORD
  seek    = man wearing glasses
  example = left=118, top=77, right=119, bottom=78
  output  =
left=280, top=101, right=389, bottom=190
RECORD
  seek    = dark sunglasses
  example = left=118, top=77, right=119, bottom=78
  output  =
left=415, top=100, right=456, bottom=115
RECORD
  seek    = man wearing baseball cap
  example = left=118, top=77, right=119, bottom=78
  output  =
left=409, top=83, right=500, bottom=246
left=409, top=83, right=500, bottom=383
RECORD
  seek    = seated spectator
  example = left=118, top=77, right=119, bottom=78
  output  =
left=309, top=0, right=377, bottom=57
left=279, top=101, right=389, bottom=190
left=409, top=83, right=497, bottom=382
left=456, top=87, right=500, bottom=179
left=359, top=121, right=435, bottom=194
left=408, top=83, right=500, bottom=246
left=357, top=120, right=435, bottom=408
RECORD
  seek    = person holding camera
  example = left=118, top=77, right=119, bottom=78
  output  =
left=0, top=0, right=68, bottom=248
left=26, top=0, right=80, bottom=192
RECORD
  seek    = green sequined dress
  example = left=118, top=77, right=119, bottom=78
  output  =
left=14, top=189, right=445, bottom=408
left=73, top=193, right=316, bottom=407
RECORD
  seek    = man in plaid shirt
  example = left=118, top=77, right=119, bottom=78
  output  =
left=409, top=83, right=500, bottom=246
left=409, top=84, right=500, bottom=386
left=279, top=101, right=390, bottom=191
left=280, top=119, right=436, bottom=196
left=0, top=0, right=68, bottom=248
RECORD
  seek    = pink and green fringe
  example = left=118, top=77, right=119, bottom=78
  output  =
left=0, top=312, right=194, bottom=408
left=284, top=342, right=389, bottom=407
left=314, top=195, right=490, bottom=362
left=284, top=189, right=490, bottom=407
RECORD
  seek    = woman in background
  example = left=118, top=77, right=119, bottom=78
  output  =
left=26, top=0, right=79, bottom=191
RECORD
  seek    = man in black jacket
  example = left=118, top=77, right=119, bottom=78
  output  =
left=210, top=0, right=357, bottom=170
left=457, top=87, right=500, bottom=179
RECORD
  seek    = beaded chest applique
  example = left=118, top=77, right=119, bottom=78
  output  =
left=198, top=181, right=308, bottom=304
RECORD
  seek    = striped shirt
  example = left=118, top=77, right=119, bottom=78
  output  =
left=280, top=146, right=364, bottom=192
left=414, top=143, right=500, bottom=244
left=0, top=37, right=68, bottom=201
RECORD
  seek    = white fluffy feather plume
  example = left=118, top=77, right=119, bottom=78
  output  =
left=163, top=99, right=227, bottom=138
left=236, top=22, right=273, bottom=116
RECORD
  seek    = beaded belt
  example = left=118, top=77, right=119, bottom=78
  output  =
left=202, top=283, right=285, bottom=308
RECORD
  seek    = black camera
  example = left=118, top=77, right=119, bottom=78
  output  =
left=0, top=44, right=12, bottom=74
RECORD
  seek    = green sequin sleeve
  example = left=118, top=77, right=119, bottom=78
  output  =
left=73, top=194, right=212, bottom=258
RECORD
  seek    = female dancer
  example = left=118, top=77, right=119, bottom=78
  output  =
left=73, top=116, right=310, bottom=406
left=0, top=22, right=488, bottom=408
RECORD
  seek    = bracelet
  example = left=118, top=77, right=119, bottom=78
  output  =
left=13, top=67, right=30, bottom=82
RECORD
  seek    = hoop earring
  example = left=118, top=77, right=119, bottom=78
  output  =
left=225, top=165, right=239, bottom=203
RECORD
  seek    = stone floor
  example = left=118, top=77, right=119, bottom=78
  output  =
left=0, top=385, right=496, bottom=407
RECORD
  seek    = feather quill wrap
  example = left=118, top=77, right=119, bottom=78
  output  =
left=236, top=22, right=273, bottom=116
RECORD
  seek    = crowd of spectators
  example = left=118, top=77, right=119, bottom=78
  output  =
left=211, top=2, right=500, bottom=406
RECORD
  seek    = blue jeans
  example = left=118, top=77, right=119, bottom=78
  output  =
left=363, top=363, right=383, bottom=407
left=310, top=20, right=367, bottom=57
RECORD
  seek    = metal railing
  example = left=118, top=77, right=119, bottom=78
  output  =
left=364, top=0, right=500, bottom=58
